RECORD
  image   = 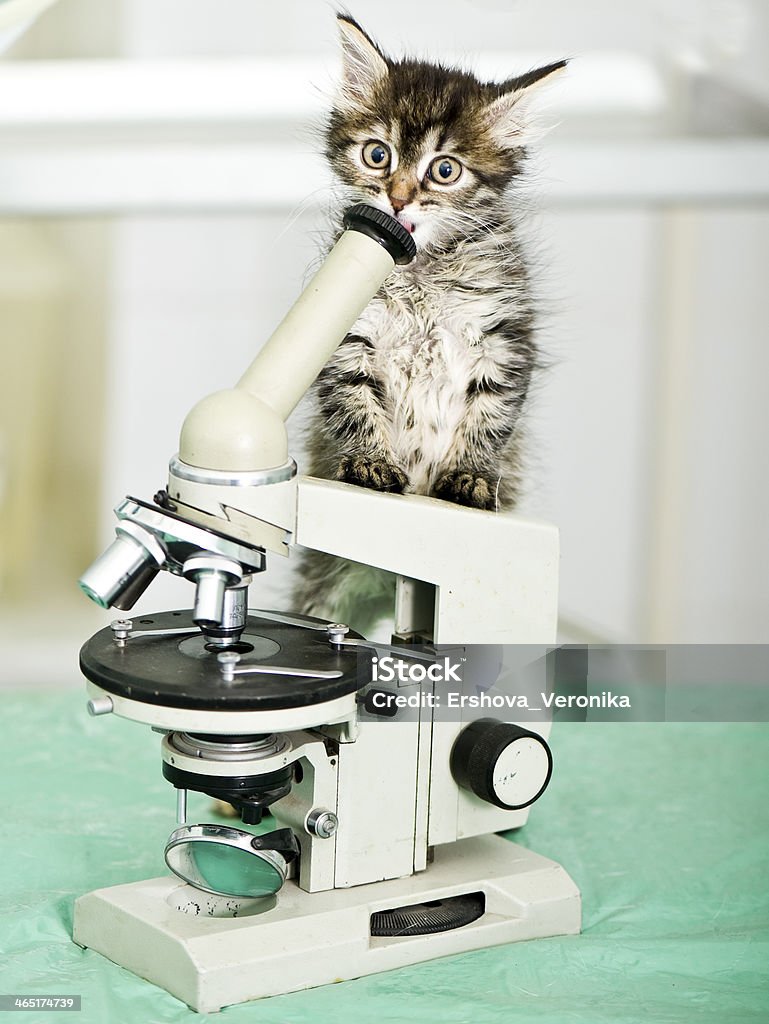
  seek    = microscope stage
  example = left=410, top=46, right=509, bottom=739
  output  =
left=79, top=610, right=367, bottom=712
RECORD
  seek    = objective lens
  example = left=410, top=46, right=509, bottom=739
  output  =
left=78, top=521, right=165, bottom=611
left=78, top=580, right=110, bottom=610
left=182, top=554, right=243, bottom=630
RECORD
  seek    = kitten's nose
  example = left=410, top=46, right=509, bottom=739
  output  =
left=390, top=196, right=409, bottom=213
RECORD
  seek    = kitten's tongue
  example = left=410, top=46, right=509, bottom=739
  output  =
left=397, top=215, right=415, bottom=234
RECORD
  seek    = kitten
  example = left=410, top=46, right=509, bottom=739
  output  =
left=293, top=14, right=565, bottom=631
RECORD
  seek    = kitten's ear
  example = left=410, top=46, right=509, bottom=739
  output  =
left=483, top=59, right=567, bottom=147
left=336, top=13, right=389, bottom=109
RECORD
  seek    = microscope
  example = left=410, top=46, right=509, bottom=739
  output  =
left=73, top=205, right=580, bottom=1012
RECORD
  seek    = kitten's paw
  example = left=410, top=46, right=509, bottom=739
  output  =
left=433, top=471, right=498, bottom=510
left=337, top=456, right=408, bottom=493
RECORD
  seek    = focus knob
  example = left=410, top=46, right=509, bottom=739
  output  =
left=450, top=718, right=553, bottom=810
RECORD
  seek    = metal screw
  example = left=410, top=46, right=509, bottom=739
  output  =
left=110, top=619, right=133, bottom=646
left=217, top=650, right=241, bottom=683
left=306, top=808, right=339, bottom=839
left=326, top=623, right=350, bottom=646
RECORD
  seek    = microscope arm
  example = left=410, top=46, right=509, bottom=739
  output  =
left=296, top=477, right=559, bottom=645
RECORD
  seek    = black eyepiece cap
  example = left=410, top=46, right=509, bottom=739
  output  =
left=343, top=204, right=417, bottom=265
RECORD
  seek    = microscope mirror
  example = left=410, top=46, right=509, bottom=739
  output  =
left=164, top=824, right=296, bottom=899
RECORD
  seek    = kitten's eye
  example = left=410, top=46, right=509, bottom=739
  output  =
left=428, top=156, right=463, bottom=185
left=361, top=141, right=391, bottom=171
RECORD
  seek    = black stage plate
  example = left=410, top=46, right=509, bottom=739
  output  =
left=79, top=610, right=368, bottom=711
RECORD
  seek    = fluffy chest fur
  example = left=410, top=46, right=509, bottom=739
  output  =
left=332, top=258, right=530, bottom=493
left=365, top=292, right=479, bottom=491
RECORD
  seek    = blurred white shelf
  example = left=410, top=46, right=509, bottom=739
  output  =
left=0, top=53, right=663, bottom=126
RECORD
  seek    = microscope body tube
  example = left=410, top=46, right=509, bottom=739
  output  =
left=179, top=229, right=395, bottom=474
left=239, top=230, right=393, bottom=420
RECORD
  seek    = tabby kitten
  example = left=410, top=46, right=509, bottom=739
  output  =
left=295, top=14, right=565, bottom=629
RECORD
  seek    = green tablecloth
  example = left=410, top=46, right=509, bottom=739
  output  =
left=2, top=692, right=767, bottom=1023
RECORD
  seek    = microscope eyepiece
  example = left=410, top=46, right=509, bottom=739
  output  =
left=342, top=204, right=417, bottom=266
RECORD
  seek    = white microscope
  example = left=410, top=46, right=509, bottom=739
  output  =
left=74, top=204, right=580, bottom=1013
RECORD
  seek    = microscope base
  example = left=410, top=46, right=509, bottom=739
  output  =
left=73, top=835, right=580, bottom=1013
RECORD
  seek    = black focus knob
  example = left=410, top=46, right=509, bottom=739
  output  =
left=343, top=203, right=417, bottom=265
left=450, top=718, right=553, bottom=810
